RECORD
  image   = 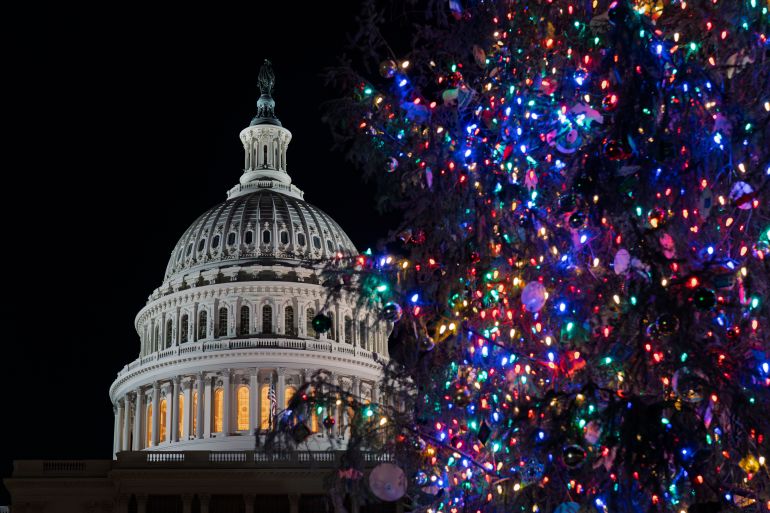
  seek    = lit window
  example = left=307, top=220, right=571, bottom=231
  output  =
left=217, top=307, right=228, bottom=337
left=178, top=394, right=184, bottom=439
left=159, top=399, right=167, bottom=442
left=213, top=389, right=224, bottom=433
left=180, top=315, right=188, bottom=343
left=260, top=385, right=270, bottom=430
left=262, top=305, right=273, bottom=334
left=198, top=311, right=207, bottom=340
left=239, top=306, right=250, bottom=336
left=285, top=386, right=296, bottom=410
left=146, top=403, right=153, bottom=447
left=306, top=308, right=316, bottom=338
left=285, top=306, right=295, bottom=336
left=237, top=386, right=250, bottom=431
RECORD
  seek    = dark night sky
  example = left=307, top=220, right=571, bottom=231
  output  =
left=1, top=3, right=403, bottom=502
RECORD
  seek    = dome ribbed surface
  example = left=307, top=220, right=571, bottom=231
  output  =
left=164, top=190, right=357, bottom=281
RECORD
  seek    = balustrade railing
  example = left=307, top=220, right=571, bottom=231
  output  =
left=113, top=450, right=382, bottom=469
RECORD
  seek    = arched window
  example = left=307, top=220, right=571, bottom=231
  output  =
left=260, top=384, right=271, bottom=430
left=211, top=234, right=220, bottom=249
left=165, top=319, right=173, bottom=348
left=280, top=231, right=289, bottom=245
left=297, top=233, right=306, bottom=247
left=146, top=403, right=153, bottom=448
left=217, top=307, right=228, bottom=337
left=244, top=230, right=254, bottom=245
left=186, top=243, right=193, bottom=256
left=239, top=305, right=250, bottom=336
left=263, top=145, right=267, bottom=167
left=178, top=394, right=184, bottom=439
left=328, top=317, right=335, bottom=341
left=227, top=232, right=236, bottom=246
left=359, top=320, right=367, bottom=349
left=213, top=389, right=224, bottom=433
left=192, top=391, right=198, bottom=435
left=198, top=310, right=207, bottom=340
left=159, top=399, right=167, bottom=442
left=154, top=324, right=160, bottom=350
left=344, top=316, right=353, bottom=344
left=274, top=147, right=279, bottom=169
left=262, top=230, right=271, bottom=244
left=285, top=385, right=297, bottom=410
left=262, top=305, right=273, bottom=334
left=198, top=238, right=206, bottom=252
left=313, top=236, right=321, bottom=249
left=237, top=386, right=250, bottom=431
left=306, top=308, right=316, bottom=338
left=326, top=240, right=334, bottom=253
left=284, top=306, right=295, bottom=336
left=180, top=315, right=188, bottom=343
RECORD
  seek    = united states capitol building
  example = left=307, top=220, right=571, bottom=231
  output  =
left=4, top=62, right=395, bottom=513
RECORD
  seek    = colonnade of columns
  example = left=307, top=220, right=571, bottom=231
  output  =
left=113, top=368, right=376, bottom=455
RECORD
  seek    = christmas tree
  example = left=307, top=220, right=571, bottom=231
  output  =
left=271, top=1, right=770, bottom=511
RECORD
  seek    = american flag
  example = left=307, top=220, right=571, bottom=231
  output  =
left=268, top=382, right=277, bottom=428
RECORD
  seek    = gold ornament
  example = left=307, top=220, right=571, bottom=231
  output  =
left=738, top=454, right=760, bottom=474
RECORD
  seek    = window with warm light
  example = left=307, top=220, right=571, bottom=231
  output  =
left=285, top=385, right=296, bottom=410
left=213, top=389, right=224, bottom=433
left=260, top=385, right=270, bottom=430
left=159, top=399, right=167, bottom=441
left=237, top=386, right=250, bottom=431
left=146, top=403, right=153, bottom=447
left=178, top=394, right=184, bottom=439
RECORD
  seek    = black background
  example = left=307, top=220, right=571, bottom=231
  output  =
left=1, top=3, right=401, bottom=503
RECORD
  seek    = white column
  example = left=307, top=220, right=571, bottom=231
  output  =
left=171, top=377, right=180, bottom=443
left=133, top=389, right=144, bottom=450
left=113, top=405, right=120, bottom=457
left=249, top=369, right=258, bottom=433
left=276, top=367, right=286, bottom=415
left=371, top=382, right=379, bottom=405
left=204, top=374, right=213, bottom=437
left=196, top=372, right=205, bottom=439
left=222, top=369, right=232, bottom=435
left=352, top=376, right=361, bottom=399
left=182, top=380, right=192, bottom=440
left=151, top=382, right=160, bottom=447
left=122, top=395, right=131, bottom=451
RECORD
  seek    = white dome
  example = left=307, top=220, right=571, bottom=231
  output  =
left=109, top=62, right=387, bottom=456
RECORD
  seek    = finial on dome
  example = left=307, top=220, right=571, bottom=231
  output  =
left=252, top=59, right=281, bottom=126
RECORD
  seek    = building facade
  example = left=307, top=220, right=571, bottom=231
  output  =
left=5, top=61, right=392, bottom=513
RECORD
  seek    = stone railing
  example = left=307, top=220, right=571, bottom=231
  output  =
left=118, top=337, right=382, bottom=378
left=13, top=460, right=112, bottom=477
left=114, top=450, right=390, bottom=469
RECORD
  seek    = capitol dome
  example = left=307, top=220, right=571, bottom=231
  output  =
left=164, top=189, right=358, bottom=282
left=109, top=61, right=388, bottom=455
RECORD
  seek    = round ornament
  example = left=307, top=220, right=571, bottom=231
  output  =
left=655, top=314, right=680, bottom=336
left=691, top=287, right=716, bottom=310
left=419, top=334, right=435, bottom=351
left=382, top=302, right=403, bottom=322
left=672, top=367, right=707, bottom=403
left=379, top=60, right=397, bottom=78
left=385, top=157, right=399, bottom=173
left=739, top=454, right=760, bottom=474
left=563, top=444, right=587, bottom=468
left=414, top=471, right=429, bottom=486
left=369, top=463, right=406, bottom=502
left=519, top=458, right=545, bottom=484
left=614, top=249, right=631, bottom=274
left=521, top=281, right=547, bottom=312
left=312, top=313, right=333, bottom=334
left=568, top=212, right=587, bottom=229
left=323, top=416, right=336, bottom=429
left=729, top=181, right=754, bottom=210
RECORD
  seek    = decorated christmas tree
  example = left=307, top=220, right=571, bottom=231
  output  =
left=270, top=1, right=770, bottom=511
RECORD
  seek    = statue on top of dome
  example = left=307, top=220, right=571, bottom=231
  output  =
left=258, top=59, right=275, bottom=98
